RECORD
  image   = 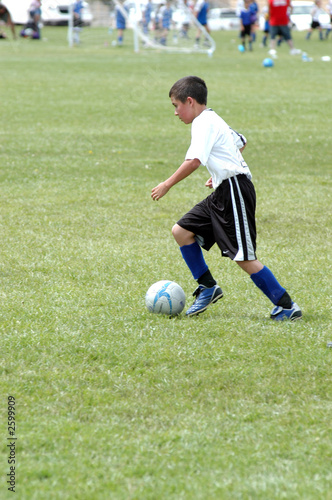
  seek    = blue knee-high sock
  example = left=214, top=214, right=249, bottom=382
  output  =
left=250, top=266, right=286, bottom=305
left=180, top=242, right=208, bottom=280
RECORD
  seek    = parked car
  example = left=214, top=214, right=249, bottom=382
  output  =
left=207, top=8, right=241, bottom=31
left=2, top=0, right=31, bottom=24
left=42, top=0, right=93, bottom=26
left=290, top=1, right=330, bottom=30
left=4, top=0, right=92, bottom=26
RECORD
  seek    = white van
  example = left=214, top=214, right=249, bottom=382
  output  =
left=290, top=1, right=330, bottom=30
left=42, top=0, right=93, bottom=26
left=2, top=0, right=93, bottom=26
left=2, top=0, right=31, bottom=24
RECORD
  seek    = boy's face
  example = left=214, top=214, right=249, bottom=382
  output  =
left=170, top=96, right=195, bottom=124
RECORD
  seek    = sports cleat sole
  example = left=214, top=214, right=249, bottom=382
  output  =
left=289, top=311, right=302, bottom=321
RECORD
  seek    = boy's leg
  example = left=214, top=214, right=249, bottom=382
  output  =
left=172, top=224, right=223, bottom=316
left=237, top=260, right=302, bottom=320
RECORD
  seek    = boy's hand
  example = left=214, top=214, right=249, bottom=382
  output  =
left=151, top=182, right=170, bottom=201
left=205, top=177, right=213, bottom=189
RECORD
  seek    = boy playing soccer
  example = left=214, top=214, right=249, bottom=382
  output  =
left=151, top=76, right=302, bottom=320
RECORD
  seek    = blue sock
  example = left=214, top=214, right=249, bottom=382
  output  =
left=180, top=242, right=208, bottom=280
left=250, top=266, right=286, bottom=305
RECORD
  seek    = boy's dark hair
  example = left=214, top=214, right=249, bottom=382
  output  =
left=169, top=76, right=207, bottom=105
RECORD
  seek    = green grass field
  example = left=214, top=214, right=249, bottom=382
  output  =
left=1, top=26, right=332, bottom=499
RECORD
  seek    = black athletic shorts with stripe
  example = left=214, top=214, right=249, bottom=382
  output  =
left=177, top=174, right=257, bottom=261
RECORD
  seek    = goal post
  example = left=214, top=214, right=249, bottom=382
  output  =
left=113, top=0, right=216, bottom=55
left=67, top=0, right=216, bottom=56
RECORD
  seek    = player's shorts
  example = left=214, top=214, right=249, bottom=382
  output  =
left=270, top=24, right=291, bottom=40
left=311, top=20, right=321, bottom=29
left=177, top=174, right=257, bottom=261
left=74, top=16, right=83, bottom=27
left=241, top=25, right=252, bottom=37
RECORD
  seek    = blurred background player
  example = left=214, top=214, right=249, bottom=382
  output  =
left=261, top=3, right=284, bottom=47
left=29, top=0, right=41, bottom=34
left=20, top=0, right=42, bottom=39
left=326, top=0, right=332, bottom=38
left=159, top=1, right=173, bottom=45
left=239, top=0, right=253, bottom=50
left=180, top=0, right=193, bottom=39
left=268, top=0, right=301, bottom=56
left=261, top=4, right=270, bottom=46
left=0, top=2, right=16, bottom=39
left=306, top=0, right=325, bottom=39
left=73, top=0, right=84, bottom=45
left=115, top=0, right=128, bottom=46
left=249, top=0, right=259, bottom=42
left=194, top=0, right=210, bottom=47
left=142, top=0, right=153, bottom=34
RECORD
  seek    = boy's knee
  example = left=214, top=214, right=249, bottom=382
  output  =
left=172, top=223, right=181, bottom=240
left=172, top=224, right=195, bottom=246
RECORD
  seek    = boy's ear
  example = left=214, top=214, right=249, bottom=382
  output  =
left=187, top=97, right=194, bottom=105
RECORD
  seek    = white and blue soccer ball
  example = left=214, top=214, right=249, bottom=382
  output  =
left=145, top=280, right=186, bottom=316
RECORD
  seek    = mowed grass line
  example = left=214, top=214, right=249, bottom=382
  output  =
left=0, top=29, right=331, bottom=499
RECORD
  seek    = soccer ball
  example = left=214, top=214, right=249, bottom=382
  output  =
left=145, top=280, right=186, bottom=316
left=263, top=57, right=274, bottom=68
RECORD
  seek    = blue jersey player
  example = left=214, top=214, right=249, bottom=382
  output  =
left=159, top=1, right=173, bottom=45
left=194, top=0, right=210, bottom=46
left=115, top=1, right=128, bottom=46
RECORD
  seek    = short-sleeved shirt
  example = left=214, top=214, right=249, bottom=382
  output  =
left=185, top=108, right=251, bottom=189
left=160, top=6, right=173, bottom=29
left=268, top=0, right=290, bottom=26
left=240, top=8, right=252, bottom=26
left=74, top=0, right=84, bottom=16
left=116, top=4, right=128, bottom=29
left=195, top=0, right=209, bottom=25
left=144, top=2, right=153, bottom=23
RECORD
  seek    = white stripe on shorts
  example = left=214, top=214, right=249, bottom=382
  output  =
left=229, top=176, right=256, bottom=261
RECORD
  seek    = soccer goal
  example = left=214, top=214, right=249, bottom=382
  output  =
left=68, top=0, right=216, bottom=56
left=67, top=1, right=115, bottom=49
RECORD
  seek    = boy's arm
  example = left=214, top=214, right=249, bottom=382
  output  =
left=151, top=158, right=201, bottom=201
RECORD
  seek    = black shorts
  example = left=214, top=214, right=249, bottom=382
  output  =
left=241, top=25, right=252, bottom=37
left=177, top=174, right=257, bottom=261
left=311, top=21, right=321, bottom=29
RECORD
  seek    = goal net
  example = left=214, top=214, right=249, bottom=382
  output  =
left=68, top=0, right=216, bottom=56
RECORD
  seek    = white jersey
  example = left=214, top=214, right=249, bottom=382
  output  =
left=185, top=108, right=251, bottom=189
left=311, top=5, right=323, bottom=21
